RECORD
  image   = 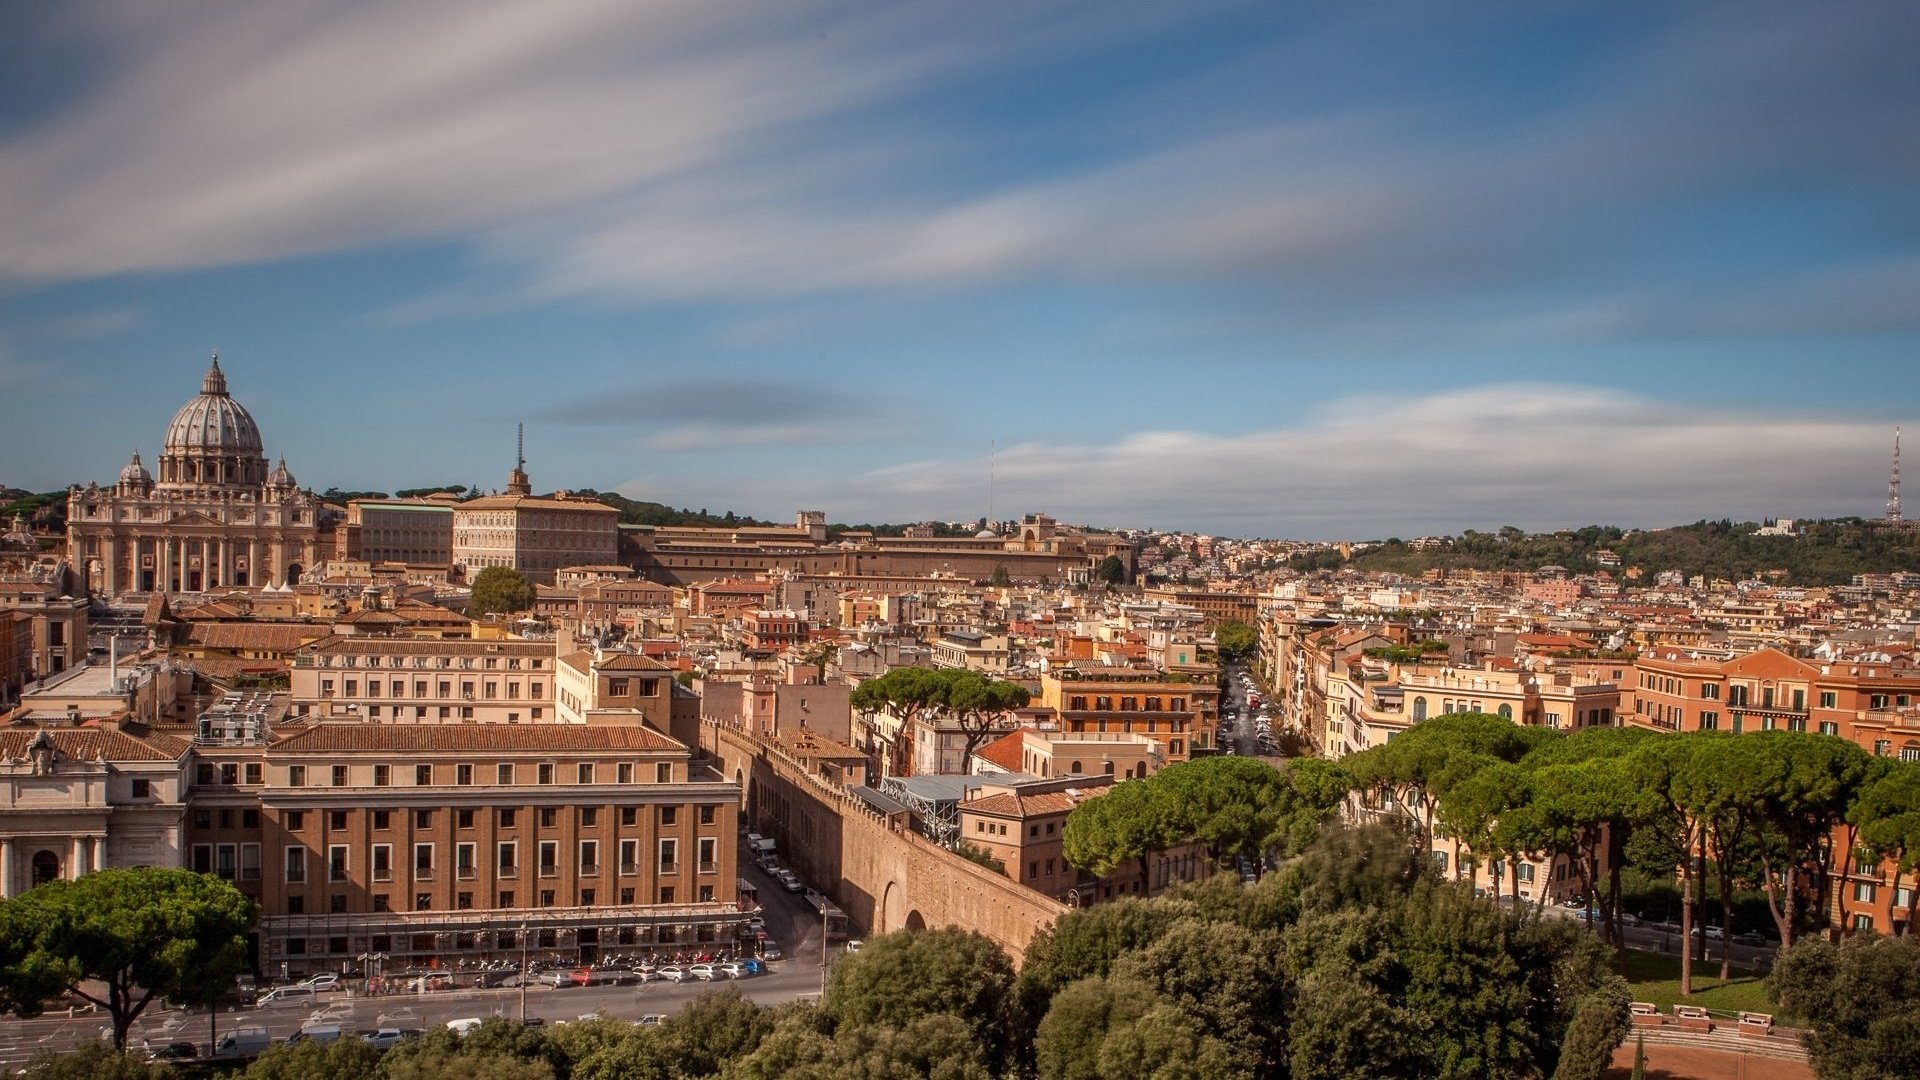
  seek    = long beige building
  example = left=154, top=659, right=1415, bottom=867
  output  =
left=67, top=358, right=327, bottom=598
left=451, top=464, right=618, bottom=585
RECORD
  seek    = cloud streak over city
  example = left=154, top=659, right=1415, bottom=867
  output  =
left=0, top=1, right=1915, bottom=536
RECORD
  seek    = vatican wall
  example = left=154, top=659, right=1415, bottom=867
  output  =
left=702, top=722, right=1066, bottom=965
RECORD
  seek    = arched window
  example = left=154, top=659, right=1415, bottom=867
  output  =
left=1497, top=704, right=1513, bottom=720
left=31, top=850, right=60, bottom=886
left=1412, top=697, right=1428, bottom=721
left=1103, top=762, right=1115, bottom=775
left=1443, top=700, right=1454, bottom=714
left=1070, top=761, right=1082, bottom=774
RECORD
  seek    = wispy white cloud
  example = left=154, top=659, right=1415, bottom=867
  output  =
left=682, top=383, right=1894, bottom=537
left=2, top=0, right=1911, bottom=358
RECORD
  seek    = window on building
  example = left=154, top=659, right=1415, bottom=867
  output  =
left=244, top=763, right=263, bottom=785
left=328, top=810, right=347, bottom=830
left=498, top=842, right=518, bottom=872
left=538, top=763, right=555, bottom=785
left=457, top=764, right=474, bottom=786
left=373, top=764, right=390, bottom=787
left=288, top=765, right=307, bottom=787
left=416, top=764, right=433, bottom=786
left=328, top=845, right=348, bottom=882
left=699, top=805, right=717, bottom=825
left=331, top=765, right=348, bottom=786
left=578, top=763, right=594, bottom=784
left=498, top=763, right=514, bottom=785
left=656, top=763, right=673, bottom=783
left=580, top=840, right=599, bottom=870
left=659, top=838, right=678, bottom=873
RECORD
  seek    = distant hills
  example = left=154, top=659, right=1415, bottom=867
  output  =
left=1293, top=519, right=1920, bottom=585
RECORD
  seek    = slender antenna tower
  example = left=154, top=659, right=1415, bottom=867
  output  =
left=1890, top=426, right=1904, bottom=524
left=517, top=423, right=526, bottom=473
left=988, top=440, right=996, bottom=528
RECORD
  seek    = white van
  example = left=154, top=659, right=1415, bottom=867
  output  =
left=211, top=1027, right=273, bottom=1058
left=254, top=985, right=315, bottom=1008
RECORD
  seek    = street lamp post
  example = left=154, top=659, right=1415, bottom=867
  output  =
left=519, top=920, right=529, bottom=1024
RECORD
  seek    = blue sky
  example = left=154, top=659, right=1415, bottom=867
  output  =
left=2, top=1, right=1917, bottom=539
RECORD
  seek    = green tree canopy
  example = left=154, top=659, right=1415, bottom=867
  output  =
left=850, top=667, right=1031, bottom=774
left=1096, top=554, right=1128, bottom=585
left=0, top=867, right=255, bottom=1049
left=469, top=565, right=535, bottom=616
left=824, top=927, right=1016, bottom=1070
left=1769, top=934, right=1920, bottom=1080
left=1213, top=620, right=1256, bottom=663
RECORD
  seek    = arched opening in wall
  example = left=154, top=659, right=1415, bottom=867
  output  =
left=881, top=880, right=904, bottom=933
left=904, top=910, right=926, bottom=931
left=31, top=850, right=59, bottom=886
left=285, top=563, right=302, bottom=587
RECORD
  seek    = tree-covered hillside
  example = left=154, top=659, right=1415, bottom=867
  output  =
left=1295, top=519, right=1920, bottom=585
left=575, top=489, right=776, bottom=528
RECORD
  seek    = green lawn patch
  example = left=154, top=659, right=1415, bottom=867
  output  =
left=1618, top=949, right=1802, bottom=1025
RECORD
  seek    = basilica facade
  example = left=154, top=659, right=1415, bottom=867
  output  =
left=67, top=358, right=328, bottom=599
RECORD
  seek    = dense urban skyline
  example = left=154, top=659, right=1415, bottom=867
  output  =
left=2, top=2, right=1917, bottom=538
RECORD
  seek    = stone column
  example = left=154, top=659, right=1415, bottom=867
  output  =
left=92, top=837, right=106, bottom=872
left=104, top=534, right=118, bottom=599
left=70, top=837, right=87, bottom=878
left=248, top=539, right=258, bottom=588
left=0, top=838, right=12, bottom=898
left=159, top=538, right=171, bottom=595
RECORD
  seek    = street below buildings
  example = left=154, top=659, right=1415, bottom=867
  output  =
left=0, top=852, right=845, bottom=1069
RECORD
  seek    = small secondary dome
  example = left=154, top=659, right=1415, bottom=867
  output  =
left=118, top=451, right=153, bottom=487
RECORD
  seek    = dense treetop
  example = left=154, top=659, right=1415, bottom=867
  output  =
left=1292, top=519, right=1920, bottom=585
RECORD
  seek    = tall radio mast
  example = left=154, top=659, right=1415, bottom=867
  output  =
left=1889, top=426, right=1904, bottom=524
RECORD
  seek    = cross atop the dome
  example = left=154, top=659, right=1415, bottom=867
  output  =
left=203, top=353, right=228, bottom=396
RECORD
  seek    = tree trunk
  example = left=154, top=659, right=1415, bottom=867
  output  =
left=1759, top=852, right=1794, bottom=947
left=1718, top=857, right=1735, bottom=982
left=1679, top=850, right=1696, bottom=997
left=1609, top=829, right=1628, bottom=967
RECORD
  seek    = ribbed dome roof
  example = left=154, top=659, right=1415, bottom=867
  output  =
left=118, top=451, right=153, bottom=486
left=268, top=457, right=296, bottom=488
left=163, top=356, right=263, bottom=455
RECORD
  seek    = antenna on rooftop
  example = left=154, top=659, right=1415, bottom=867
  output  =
left=518, top=422, right=526, bottom=473
left=1887, top=426, right=1905, bottom=525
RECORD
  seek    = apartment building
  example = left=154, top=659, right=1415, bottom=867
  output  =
left=290, top=637, right=559, bottom=723
left=959, top=775, right=1211, bottom=905
left=1038, top=666, right=1220, bottom=761
left=184, top=719, right=742, bottom=976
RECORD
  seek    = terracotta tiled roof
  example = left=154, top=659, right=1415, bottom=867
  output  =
left=187, top=622, right=322, bottom=652
left=965, top=786, right=1100, bottom=819
left=270, top=723, right=680, bottom=753
left=975, top=730, right=1027, bottom=773
left=456, top=494, right=618, bottom=512
left=558, top=650, right=671, bottom=673
left=0, top=725, right=189, bottom=762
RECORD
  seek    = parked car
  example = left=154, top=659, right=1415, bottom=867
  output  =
left=632, top=968, right=661, bottom=983
left=845, top=939, right=864, bottom=953
left=300, top=973, right=341, bottom=992
left=211, top=1027, right=273, bottom=1059
left=718, top=961, right=751, bottom=979
left=759, top=944, right=783, bottom=961
left=777, top=870, right=805, bottom=893
left=375, top=1008, right=420, bottom=1027
left=688, top=962, right=725, bottom=981
left=146, top=1041, right=198, bottom=1063
left=657, top=966, right=691, bottom=983
left=359, top=1028, right=419, bottom=1050
left=638, top=1015, right=666, bottom=1027
left=287, top=1023, right=345, bottom=1046
left=254, top=986, right=316, bottom=1009
left=533, top=970, right=570, bottom=988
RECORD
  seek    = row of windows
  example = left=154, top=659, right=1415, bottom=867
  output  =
left=281, top=804, right=716, bottom=833
left=285, top=885, right=721, bottom=924
left=283, top=761, right=676, bottom=787
left=314, top=654, right=544, bottom=669
left=318, top=677, right=544, bottom=699
left=289, top=836, right=719, bottom=883
left=1065, top=696, right=1188, bottom=712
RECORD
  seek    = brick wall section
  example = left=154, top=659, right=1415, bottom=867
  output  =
left=703, top=722, right=1066, bottom=965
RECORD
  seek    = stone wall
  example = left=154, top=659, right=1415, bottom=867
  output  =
left=702, top=721, right=1066, bottom=964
